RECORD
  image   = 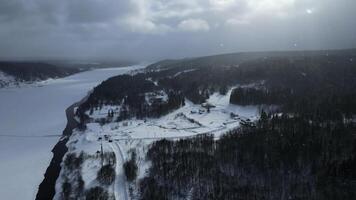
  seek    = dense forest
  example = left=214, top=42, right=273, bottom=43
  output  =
left=140, top=113, right=356, bottom=200
left=77, top=74, right=185, bottom=122
left=144, top=50, right=356, bottom=199
left=79, top=49, right=356, bottom=112
left=229, top=56, right=356, bottom=121
left=74, top=49, right=356, bottom=199
left=146, top=49, right=356, bottom=71
left=0, top=61, right=81, bottom=82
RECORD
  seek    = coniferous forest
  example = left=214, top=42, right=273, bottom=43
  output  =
left=0, top=61, right=81, bottom=82
left=140, top=114, right=356, bottom=200
left=75, top=50, right=356, bottom=199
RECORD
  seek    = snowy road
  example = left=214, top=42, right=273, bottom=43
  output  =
left=0, top=65, right=143, bottom=200
left=111, top=142, right=130, bottom=200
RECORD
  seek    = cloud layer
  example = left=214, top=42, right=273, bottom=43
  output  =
left=0, top=0, right=355, bottom=61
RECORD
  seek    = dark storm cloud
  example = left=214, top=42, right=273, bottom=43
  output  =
left=65, top=0, right=131, bottom=24
left=0, top=0, right=27, bottom=21
left=0, top=0, right=355, bottom=61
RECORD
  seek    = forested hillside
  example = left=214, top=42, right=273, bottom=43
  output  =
left=77, top=74, right=185, bottom=123
left=74, top=49, right=356, bottom=200
left=0, top=61, right=82, bottom=87
left=78, top=49, right=356, bottom=126
left=146, top=49, right=356, bottom=71
left=141, top=114, right=356, bottom=200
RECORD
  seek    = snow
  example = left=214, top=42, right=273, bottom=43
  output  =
left=0, top=65, right=143, bottom=200
left=111, top=142, right=130, bottom=200
left=86, top=105, right=122, bottom=120
left=172, top=69, right=197, bottom=77
left=85, top=88, right=258, bottom=140
left=0, top=70, right=16, bottom=87
left=105, top=89, right=259, bottom=140
left=0, top=70, right=62, bottom=89
left=81, top=157, right=102, bottom=189
left=86, top=90, right=169, bottom=120
left=55, top=87, right=259, bottom=199
left=145, top=90, right=168, bottom=105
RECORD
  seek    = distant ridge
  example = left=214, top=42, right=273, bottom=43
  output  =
left=147, top=48, right=356, bottom=70
left=0, top=61, right=82, bottom=81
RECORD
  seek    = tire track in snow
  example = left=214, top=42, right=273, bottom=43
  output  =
left=111, top=142, right=130, bottom=200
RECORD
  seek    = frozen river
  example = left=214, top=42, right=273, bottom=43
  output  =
left=0, top=65, right=142, bottom=200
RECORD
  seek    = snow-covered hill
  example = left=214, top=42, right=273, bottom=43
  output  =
left=54, top=88, right=260, bottom=199
left=0, top=70, right=55, bottom=88
left=0, top=61, right=83, bottom=89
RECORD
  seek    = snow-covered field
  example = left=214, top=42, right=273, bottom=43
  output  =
left=86, top=89, right=259, bottom=140
left=55, top=88, right=259, bottom=199
left=0, top=65, right=143, bottom=200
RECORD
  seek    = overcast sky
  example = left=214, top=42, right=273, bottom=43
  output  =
left=0, top=0, right=355, bottom=61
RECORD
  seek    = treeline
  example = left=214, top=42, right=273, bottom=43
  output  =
left=230, top=89, right=356, bottom=123
left=77, top=74, right=185, bottom=123
left=228, top=56, right=356, bottom=121
left=139, top=114, right=356, bottom=200
left=0, top=61, right=81, bottom=81
left=148, top=54, right=356, bottom=104
left=230, top=87, right=292, bottom=105
left=117, top=90, right=185, bottom=121
left=155, top=66, right=234, bottom=103
left=230, top=87, right=356, bottom=121
left=77, top=51, right=356, bottom=123
left=60, top=151, right=116, bottom=200
left=146, top=49, right=356, bottom=72
left=136, top=52, right=356, bottom=199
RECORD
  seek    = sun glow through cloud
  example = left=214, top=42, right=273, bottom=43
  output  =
left=247, top=0, right=295, bottom=16
left=306, top=8, right=314, bottom=14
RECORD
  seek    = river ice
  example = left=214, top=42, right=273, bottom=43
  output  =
left=0, top=66, right=142, bottom=200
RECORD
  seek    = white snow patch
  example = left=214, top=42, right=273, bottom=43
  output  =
left=145, top=90, right=168, bottom=105
left=0, top=70, right=17, bottom=88
left=172, top=69, right=197, bottom=77
left=87, top=105, right=122, bottom=120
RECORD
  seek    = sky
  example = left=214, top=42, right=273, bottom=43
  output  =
left=0, top=0, right=355, bottom=61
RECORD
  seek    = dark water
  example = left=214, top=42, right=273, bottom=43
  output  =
left=35, top=99, right=82, bottom=200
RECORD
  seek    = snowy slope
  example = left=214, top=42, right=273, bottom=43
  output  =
left=0, top=65, right=143, bottom=200
left=85, top=88, right=258, bottom=139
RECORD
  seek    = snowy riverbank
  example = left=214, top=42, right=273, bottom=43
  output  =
left=0, top=65, right=143, bottom=200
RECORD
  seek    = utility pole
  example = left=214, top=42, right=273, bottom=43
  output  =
left=100, top=141, right=104, bottom=167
